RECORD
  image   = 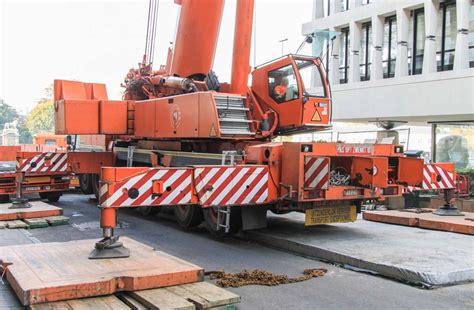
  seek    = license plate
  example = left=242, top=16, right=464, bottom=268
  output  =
left=344, top=189, right=361, bottom=196
left=25, top=176, right=51, bottom=184
left=305, top=206, right=356, bottom=226
left=25, top=186, right=41, bottom=192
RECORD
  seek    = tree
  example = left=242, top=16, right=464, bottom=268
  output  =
left=0, top=99, right=32, bottom=144
left=18, top=116, right=32, bottom=144
left=0, top=99, right=19, bottom=127
left=26, top=99, right=54, bottom=135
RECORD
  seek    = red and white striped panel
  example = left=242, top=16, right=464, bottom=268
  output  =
left=18, top=152, right=68, bottom=174
left=407, top=164, right=455, bottom=191
left=422, top=164, right=455, bottom=190
left=194, top=166, right=268, bottom=207
left=101, top=168, right=193, bottom=207
left=304, top=157, right=330, bottom=189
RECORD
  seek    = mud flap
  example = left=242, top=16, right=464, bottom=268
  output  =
left=241, top=207, right=267, bottom=231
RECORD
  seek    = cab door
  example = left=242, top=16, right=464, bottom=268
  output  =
left=251, top=56, right=303, bottom=128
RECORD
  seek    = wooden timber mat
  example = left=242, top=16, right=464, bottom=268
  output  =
left=28, top=281, right=241, bottom=310
left=0, top=237, right=204, bottom=305
left=363, top=209, right=474, bottom=235
left=0, top=201, right=62, bottom=221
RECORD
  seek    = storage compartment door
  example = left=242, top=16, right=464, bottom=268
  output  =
left=351, top=157, right=388, bottom=188
left=397, top=157, right=424, bottom=187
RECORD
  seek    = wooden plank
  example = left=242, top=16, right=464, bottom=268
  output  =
left=23, top=218, right=49, bottom=229
left=29, top=295, right=130, bottom=310
left=117, top=293, right=148, bottom=310
left=43, top=215, right=70, bottom=226
left=0, top=237, right=204, bottom=305
left=166, top=282, right=240, bottom=309
left=6, top=220, right=28, bottom=229
left=0, top=221, right=7, bottom=229
left=363, top=210, right=419, bottom=226
left=363, top=210, right=474, bottom=235
left=130, top=289, right=195, bottom=310
left=418, top=214, right=474, bottom=235
left=0, top=201, right=62, bottom=221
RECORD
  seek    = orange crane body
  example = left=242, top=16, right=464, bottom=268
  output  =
left=170, top=0, right=225, bottom=79
left=14, top=0, right=456, bottom=256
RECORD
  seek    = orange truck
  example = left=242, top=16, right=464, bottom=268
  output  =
left=18, top=0, right=456, bottom=258
left=0, top=134, right=75, bottom=203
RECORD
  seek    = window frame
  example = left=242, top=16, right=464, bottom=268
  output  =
left=410, top=8, right=425, bottom=75
left=267, top=63, right=300, bottom=104
left=339, top=27, right=350, bottom=84
left=383, top=15, right=397, bottom=78
left=295, top=59, right=327, bottom=99
left=470, top=3, right=474, bottom=68
left=438, top=0, right=456, bottom=72
left=360, top=21, right=372, bottom=81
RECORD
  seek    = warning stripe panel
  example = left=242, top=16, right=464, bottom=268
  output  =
left=194, top=166, right=269, bottom=206
left=101, top=168, right=193, bottom=207
left=407, top=164, right=455, bottom=191
left=18, top=153, right=68, bottom=174
left=304, top=156, right=330, bottom=190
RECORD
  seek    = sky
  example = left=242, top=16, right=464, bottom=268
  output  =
left=0, top=0, right=314, bottom=114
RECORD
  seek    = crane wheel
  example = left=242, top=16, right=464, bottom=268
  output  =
left=91, top=174, right=101, bottom=200
left=0, top=195, right=10, bottom=203
left=174, top=205, right=202, bottom=229
left=137, top=206, right=161, bottom=216
left=79, top=174, right=94, bottom=195
left=202, top=206, right=242, bottom=238
left=39, top=192, right=62, bottom=202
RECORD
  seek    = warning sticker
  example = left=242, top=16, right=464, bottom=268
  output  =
left=209, top=123, right=217, bottom=137
left=311, top=109, right=321, bottom=121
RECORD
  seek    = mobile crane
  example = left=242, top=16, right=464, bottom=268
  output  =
left=21, top=0, right=455, bottom=258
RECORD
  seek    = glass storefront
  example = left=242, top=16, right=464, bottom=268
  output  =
left=435, top=123, right=474, bottom=173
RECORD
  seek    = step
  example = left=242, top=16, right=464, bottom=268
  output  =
left=218, top=118, right=253, bottom=124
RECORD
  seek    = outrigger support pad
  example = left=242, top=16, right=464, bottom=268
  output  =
left=89, top=228, right=130, bottom=259
left=433, top=189, right=464, bottom=216
left=9, top=198, right=32, bottom=209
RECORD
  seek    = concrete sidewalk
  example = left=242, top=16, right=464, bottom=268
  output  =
left=243, top=212, right=474, bottom=287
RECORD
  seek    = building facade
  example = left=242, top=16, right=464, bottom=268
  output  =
left=303, top=0, right=474, bottom=123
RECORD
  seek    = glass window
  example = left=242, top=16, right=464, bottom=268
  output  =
left=323, top=0, right=330, bottom=17
left=341, top=0, right=349, bottom=12
left=437, top=1, right=457, bottom=71
left=383, top=15, right=397, bottom=78
left=268, top=64, right=299, bottom=104
left=360, top=22, right=372, bottom=81
left=408, top=9, right=425, bottom=75
left=470, top=3, right=474, bottom=67
left=45, top=139, right=57, bottom=145
left=339, top=27, right=350, bottom=84
left=295, top=59, right=326, bottom=97
left=435, top=124, right=474, bottom=172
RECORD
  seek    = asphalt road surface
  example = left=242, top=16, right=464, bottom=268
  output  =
left=2, top=192, right=473, bottom=309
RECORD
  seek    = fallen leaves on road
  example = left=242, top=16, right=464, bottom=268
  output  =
left=208, top=268, right=327, bottom=288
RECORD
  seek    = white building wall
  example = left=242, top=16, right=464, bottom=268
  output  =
left=303, top=0, right=474, bottom=123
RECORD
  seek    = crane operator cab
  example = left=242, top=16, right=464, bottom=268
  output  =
left=251, top=55, right=332, bottom=135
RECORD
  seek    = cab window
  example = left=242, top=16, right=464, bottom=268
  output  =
left=268, top=64, right=299, bottom=103
left=295, top=59, right=326, bottom=98
left=45, top=139, right=57, bottom=145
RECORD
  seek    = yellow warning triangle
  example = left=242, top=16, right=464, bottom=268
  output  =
left=209, top=123, right=217, bottom=137
left=311, top=109, right=321, bottom=121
